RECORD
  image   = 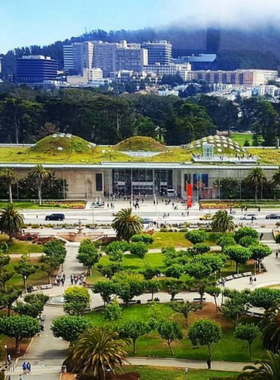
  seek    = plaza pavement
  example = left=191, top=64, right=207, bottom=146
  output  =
left=6, top=235, right=280, bottom=378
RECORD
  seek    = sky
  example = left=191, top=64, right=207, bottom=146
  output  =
left=1, top=0, right=280, bottom=54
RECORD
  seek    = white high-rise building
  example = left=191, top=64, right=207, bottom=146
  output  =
left=142, top=41, right=172, bottom=65
left=63, top=42, right=94, bottom=74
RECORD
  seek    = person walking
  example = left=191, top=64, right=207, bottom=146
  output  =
left=276, top=251, right=279, bottom=259
left=26, top=362, right=31, bottom=373
left=22, top=362, right=27, bottom=373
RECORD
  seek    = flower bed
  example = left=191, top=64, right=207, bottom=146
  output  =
left=200, top=201, right=241, bottom=209
left=40, top=201, right=85, bottom=209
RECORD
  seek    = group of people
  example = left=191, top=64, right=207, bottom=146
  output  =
left=70, top=273, right=86, bottom=286
left=22, top=361, right=31, bottom=373
left=55, top=272, right=66, bottom=286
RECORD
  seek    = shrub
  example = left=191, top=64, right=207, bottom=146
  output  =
left=129, top=242, right=148, bottom=259
left=105, top=240, right=129, bottom=254
left=103, top=299, right=122, bottom=321
left=239, top=236, right=258, bottom=247
left=185, top=230, right=207, bottom=244
left=131, top=234, right=154, bottom=244
left=192, top=243, right=210, bottom=255
left=234, top=227, right=258, bottom=244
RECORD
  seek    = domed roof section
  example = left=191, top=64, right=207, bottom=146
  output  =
left=185, top=135, right=246, bottom=155
left=114, top=136, right=167, bottom=152
left=29, top=134, right=96, bottom=154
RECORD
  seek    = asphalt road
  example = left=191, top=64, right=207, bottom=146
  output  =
left=22, top=201, right=280, bottom=227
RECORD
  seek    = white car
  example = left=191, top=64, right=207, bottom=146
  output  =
left=240, top=213, right=257, bottom=220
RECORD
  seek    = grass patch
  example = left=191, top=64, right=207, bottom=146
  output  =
left=0, top=236, right=44, bottom=254
left=148, top=232, right=192, bottom=249
left=114, top=136, right=167, bottom=152
left=85, top=304, right=265, bottom=362
left=97, top=253, right=165, bottom=272
left=231, top=133, right=253, bottom=146
left=123, top=366, right=240, bottom=380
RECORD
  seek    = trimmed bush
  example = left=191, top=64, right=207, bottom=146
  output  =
left=129, top=242, right=148, bottom=259
left=185, top=230, right=207, bottom=244
left=131, top=234, right=154, bottom=244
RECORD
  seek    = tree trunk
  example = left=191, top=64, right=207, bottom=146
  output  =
left=9, top=184, right=13, bottom=203
left=255, top=183, right=258, bottom=202
left=7, top=305, right=11, bottom=317
left=168, top=341, right=174, bottom=355
left=207, top=343, right=212, bottom=360
left=38, top=185, right=42, bottom=206
left=48, top=274, right=52, bottom=284
left=236, top=262, right=239, bottom=274
left=214, top=296, right=218, bottom=312
left=15, top=338, right=20, bottom=354
left=248, top=342, right=252, bottom=359
left=151, top=291, right=154, bottom=301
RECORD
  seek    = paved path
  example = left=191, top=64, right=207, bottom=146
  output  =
left=7, top=243, right=85, bottom=380
left=129, top=357, right=250, bottom=372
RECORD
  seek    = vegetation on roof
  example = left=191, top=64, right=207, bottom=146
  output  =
left=114, top=136, right=167, bottom=152
left=29, top=134, right=95, bottom=154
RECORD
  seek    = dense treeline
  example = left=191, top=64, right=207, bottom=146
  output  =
left=1, top=26, right=280, bottom=77
left=0, top=85, right=280, bottom=145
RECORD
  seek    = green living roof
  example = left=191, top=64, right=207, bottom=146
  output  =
left=0, top=134, right=278, bottom=165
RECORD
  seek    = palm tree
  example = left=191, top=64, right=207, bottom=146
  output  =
left=0, top=168, right=18, bottom=203
left=65, top=326, right=129, bottom=380
left=272, top=167, right=280, bottom=188
left=211, top=210, right=235, bottom=232
left=260, top=303, right=280, bottom=353
left=29, top=164, right=51, bottom=205
left=246, top=167, right=267, bottom=202
left=112, top=208, right=142, bottom=242
left=239, top=351, right=280, bottom=379
left=0, top=204, right=24, bottom=241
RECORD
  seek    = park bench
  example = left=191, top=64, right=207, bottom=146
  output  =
left=225, top=275, right=234, bottom=281
left=94, top=305, right=105, bottom=312
left=233, top=274, right=242, bottom=279
left=242, top=272, right=252, bottom=277
left=84, top=284, right=94, bottom=288
left=147, top=299, right=160, bottom=303
left=193, top=297, right=206, bottom=302
left=40, top=284, right=53, bottom=290
left=173, top=298, right=184, bottom=302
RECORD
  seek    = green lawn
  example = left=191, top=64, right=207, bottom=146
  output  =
left=98, top=253, right=165, bottom=272
left=123, top=366, right=240, bottom=380
left=148, top=232, right=193, bottom=249
left=0, top=201, right=85, bottom=209
left=0, top=236, right=44, bottom=254
left=231, top=133, right=253, bottom=146
left=85, top=304, right=265, bottom=362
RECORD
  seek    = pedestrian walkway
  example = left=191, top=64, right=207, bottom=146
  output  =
left=129, top=357, right=251, bottom=372
left=7, top=243, right=85, bottom=380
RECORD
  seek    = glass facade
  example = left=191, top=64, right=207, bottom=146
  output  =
left=112, top=169, right=173, bottom=196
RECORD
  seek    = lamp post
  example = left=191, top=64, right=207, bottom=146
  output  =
left=4, top=344, right=7, bottom=365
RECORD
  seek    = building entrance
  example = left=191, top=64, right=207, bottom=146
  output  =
left=112, top=169, right=173, bottom=196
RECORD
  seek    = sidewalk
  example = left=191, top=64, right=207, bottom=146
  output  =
left=7, top=243, right=85, bottom=380
left=129, top=357, right=250, bottom=372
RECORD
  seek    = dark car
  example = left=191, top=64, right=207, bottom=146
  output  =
left=265, top=213, right=280, bottom=219
left=45, top=213, right=65, bottom=221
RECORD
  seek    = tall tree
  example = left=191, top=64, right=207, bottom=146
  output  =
left=170, top=301, right=202, bottom=327
left=157, top=319, right=183, bottom=355
left=29, top=164, right=51, bottom=205
left=65, top=326, right=129, bottom=380
left=0, top=168, right=18, bottom=203
left=188, top=319, right=222, bottom=360
left=112, top=208, right=142, bottom=242
left=119, top=320, right=151, bottom=354
left=246, top=167, right=267, bottom=202
left=0, top=204, right=24, bottom=241
left=235, top=323, right=259, bottom=359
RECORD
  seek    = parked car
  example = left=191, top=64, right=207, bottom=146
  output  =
left=265, top=213, right=280, bottom=219
left=240, top=213, right=257, bottom=220
left=199, top=213, right=213, bottom=220
left=142, top=218, right=154, bottom=224
left=45, top=213, right=65, bottom=221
